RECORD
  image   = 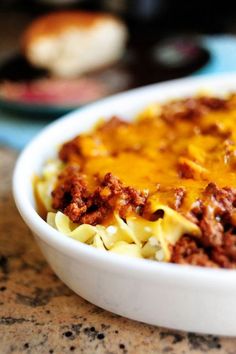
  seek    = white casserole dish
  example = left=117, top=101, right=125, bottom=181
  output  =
left=13, top=74, right=236, bottom=336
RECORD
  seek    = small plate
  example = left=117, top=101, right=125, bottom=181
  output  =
left=0, top=41, right=210, bottom=118
left=0, top=54, right=131, bottom=118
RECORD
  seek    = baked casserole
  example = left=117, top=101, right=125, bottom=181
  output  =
left=35, top=94, right=236, bottom=268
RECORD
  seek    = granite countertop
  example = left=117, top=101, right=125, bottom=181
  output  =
left=1, top=146, right=236, bottom=354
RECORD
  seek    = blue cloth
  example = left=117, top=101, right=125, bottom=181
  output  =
left=1, top=35, right=236, bottom=150
left=196, top=35, right=236, bottom=76
left=0, top=113, right=45, bottom=149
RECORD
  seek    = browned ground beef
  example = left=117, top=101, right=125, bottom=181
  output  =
left=171, top=183, right=236, bottom=268
left=171, top=236, right=218, bottom=267
left=52, top=169, right=147, bottom=225
left=161, top=96, right=228, bottom=123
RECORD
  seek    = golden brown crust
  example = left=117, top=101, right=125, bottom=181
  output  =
left=22, top=11, right=123, bottom=51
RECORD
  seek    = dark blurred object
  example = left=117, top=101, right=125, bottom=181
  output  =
left=100, top=0, right=166, bottom=20
left=1, top=1, right=236, bottom=36
left=0, top=0, right=96, bottom=12
left=152, top=37, right=210, bottom=70
left=0, top=54, right=46, bottom=81
left=1, top=0, right=236, bottom=33
left=35, top=0, right=81, bottom=4
left=126, top=36, right=210, bottom=86
left=100, top=0, right=236, bottom=32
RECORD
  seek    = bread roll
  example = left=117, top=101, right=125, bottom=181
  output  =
left=22, top=11, right=128, bottom=78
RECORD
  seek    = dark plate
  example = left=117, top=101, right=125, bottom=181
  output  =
left=0, top=96, right=76, bottom=118
left=0, top=38, right=210, bottom=118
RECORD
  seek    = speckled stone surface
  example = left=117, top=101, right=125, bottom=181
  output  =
left=1, top=146, right=236, bottom=354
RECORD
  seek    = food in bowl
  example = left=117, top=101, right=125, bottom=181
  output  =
left=35, top=93, right=236, bottom=268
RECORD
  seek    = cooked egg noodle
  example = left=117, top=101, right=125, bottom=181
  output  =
left=47, top=204, right=200, bottom=261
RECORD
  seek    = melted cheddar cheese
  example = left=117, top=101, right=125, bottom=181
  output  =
left=71, top=99, right=236, bottom=213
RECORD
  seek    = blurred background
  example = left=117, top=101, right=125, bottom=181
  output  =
left=1, top=0, right=236, bottom=149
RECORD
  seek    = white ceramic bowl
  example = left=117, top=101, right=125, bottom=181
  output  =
left=13, top=74, right=236, bottom=336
